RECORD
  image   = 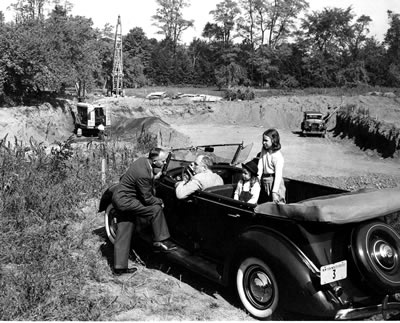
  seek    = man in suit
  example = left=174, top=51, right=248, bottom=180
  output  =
left=111, top=147, right=176, bottom=276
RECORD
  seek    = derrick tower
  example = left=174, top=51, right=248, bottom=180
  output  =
left=112, top=15, right=123, bottom=96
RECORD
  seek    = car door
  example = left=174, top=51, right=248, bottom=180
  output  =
left=191, top=189, right=256, bottom=261
left=156, top=176, right=201, bottom=250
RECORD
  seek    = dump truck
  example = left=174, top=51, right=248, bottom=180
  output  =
left=74, top=102, right=111, bottom=137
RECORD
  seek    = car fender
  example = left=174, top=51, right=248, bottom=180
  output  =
left=224, top=226, right=340, bottom=317
left=98, top=183, right=118, bottom=212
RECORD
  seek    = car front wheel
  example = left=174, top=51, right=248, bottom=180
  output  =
left=105, top=204, right=118, bottom=244
left=236, top=257, right=279, bottom=319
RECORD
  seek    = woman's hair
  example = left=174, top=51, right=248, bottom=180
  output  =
left=263, top=128, right=281, bottom=151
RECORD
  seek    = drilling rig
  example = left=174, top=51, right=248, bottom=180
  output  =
left=110, top=15, right=124, bottom=97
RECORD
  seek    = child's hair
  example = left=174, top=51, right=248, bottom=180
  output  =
left=263, top=128, right=281, bottom=151
left=249, top=174, right=259, bottom=188
left=242, top=170, right=259, bottom=189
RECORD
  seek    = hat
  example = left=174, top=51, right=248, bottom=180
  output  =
left=242, top=160, right=258, bottom=176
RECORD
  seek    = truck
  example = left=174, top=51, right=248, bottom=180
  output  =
left=74, top=102, right=111, bottom=137
left=301, top=111, right=327, bottom=137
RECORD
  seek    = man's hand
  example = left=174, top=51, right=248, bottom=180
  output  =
left=154, top=170, right=163, bottom=180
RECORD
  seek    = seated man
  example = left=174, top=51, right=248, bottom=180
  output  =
left=112, top=147, right=176, bottom=276
left=175, top=154, right=223, bottom=199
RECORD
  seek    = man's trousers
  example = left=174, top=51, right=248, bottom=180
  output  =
left=114, top=203, right=170, bottom=269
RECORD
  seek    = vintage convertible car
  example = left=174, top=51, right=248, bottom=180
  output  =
left=99, top=143, right=400, bottom=320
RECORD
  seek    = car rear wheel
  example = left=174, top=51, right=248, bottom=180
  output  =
left=105, top=204, right=118, bottom=244
left=236, top=257, right=279, bottom=319
left=352, top=221, right=400, bottom=293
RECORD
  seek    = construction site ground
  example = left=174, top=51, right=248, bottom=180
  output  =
left=2, top=92, right=400, bottom=320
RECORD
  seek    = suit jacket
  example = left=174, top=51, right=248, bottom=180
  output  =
left=112, top=157, right=163, bottom=212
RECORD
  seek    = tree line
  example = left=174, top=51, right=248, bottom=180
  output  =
left=1, top=0, right=400, bottom=104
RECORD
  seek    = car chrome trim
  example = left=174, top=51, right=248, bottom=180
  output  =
left=335, top=301, right=400, bottom=320
left=228, top=213, right=241, bottom=218
left=196, top=195, right=254, bottom=212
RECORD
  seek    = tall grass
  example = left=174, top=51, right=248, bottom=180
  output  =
left=0, top=134, right=149, bottom=320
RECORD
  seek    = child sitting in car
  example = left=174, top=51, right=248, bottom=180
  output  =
left=234, top=160, right=261, bottom=204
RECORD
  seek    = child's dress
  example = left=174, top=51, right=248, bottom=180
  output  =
left=234, top=179, right=261, bottom=204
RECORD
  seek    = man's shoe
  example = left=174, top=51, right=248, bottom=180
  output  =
left=112, top=267, right=138, bottom=276
left=153, top=240, right=177, bottom=253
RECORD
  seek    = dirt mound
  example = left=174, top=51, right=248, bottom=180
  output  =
left=111, top=115, right=190, bottom=148
left=0, top=101, right=74, bottom=145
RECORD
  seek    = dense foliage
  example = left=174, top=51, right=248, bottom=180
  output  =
left=0, top=134, right=148, bottom=320
left=1, top=0, right=400, bottom=104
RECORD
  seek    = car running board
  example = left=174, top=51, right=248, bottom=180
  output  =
left=162, top=245, right=223, bottom=284
left=137, top=235, right=222, bottom=284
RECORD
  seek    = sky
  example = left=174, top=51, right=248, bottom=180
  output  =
left=1, top=0, right=400, bottom=43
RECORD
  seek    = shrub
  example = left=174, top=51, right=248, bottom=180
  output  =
left=0, top=136, right=144, bottom=320
left=224, top=87, right=255, bottom=101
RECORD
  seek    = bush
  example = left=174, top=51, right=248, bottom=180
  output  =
left=0, top=135, right=147, bottom=320
left=224, top=87, right=255, bottom=101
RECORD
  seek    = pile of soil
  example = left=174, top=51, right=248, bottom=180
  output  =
left=111, top=115, right=191, bottom=148
left=0, top=102, right=74, bottom=145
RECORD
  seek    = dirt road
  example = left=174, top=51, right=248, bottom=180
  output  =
left=171, top=123, right=400, bottom=179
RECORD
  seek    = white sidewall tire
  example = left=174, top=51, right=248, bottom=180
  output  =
left=236, top=257, right=279, bottom=319
left=105, top=204, right=117, bottom=244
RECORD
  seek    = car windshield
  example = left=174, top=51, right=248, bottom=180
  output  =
left=306, top=114, right=322, bottom=119
left=164, top=143, right=253, bottom=172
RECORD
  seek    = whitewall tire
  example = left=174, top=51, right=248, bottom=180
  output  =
left=236, top=257, right=279, bottom=319
left=104, top=204, right=118, bottom=244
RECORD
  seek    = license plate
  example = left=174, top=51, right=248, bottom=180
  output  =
left=320, top=260, right=347, bottom=285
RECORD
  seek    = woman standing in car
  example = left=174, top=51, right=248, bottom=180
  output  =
left=257, top=128, right=286, bottom=204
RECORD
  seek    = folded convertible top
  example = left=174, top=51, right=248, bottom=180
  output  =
left=255, top=186, right=400, bottom=224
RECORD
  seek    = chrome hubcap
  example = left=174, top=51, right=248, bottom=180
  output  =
left=245, top=266, right=274, bottom=309
left=372, top=239, right=396, bottom=271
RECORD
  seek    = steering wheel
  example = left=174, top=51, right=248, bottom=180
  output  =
left=180, top=164, right=194, bottom=181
